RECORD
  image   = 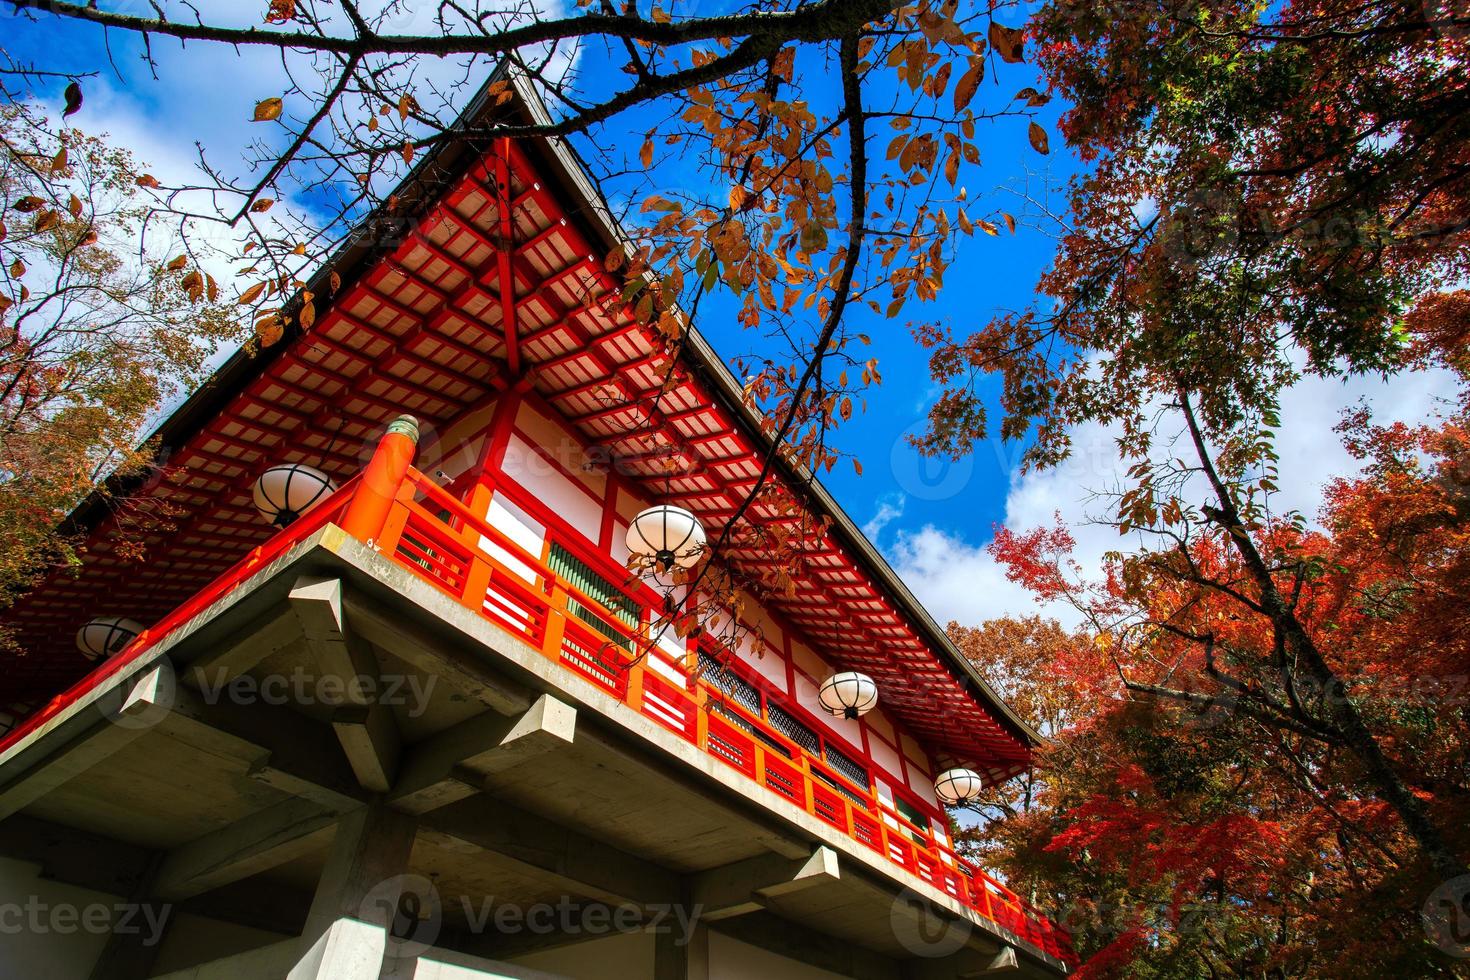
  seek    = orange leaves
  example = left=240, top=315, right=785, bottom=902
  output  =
left=252, top=97, right=284, bottom=122
left=33, top=210, right=59, bottom=233
left=298, top=290, right=316, bottom=330
left=1028, top=121, right=1050, bottom=155
left=250, top=198, right=275, bottom=213
left=11, top=196, right=44, bottom=213
left=237, top=281, right=267, bottom=306
left=988, top=22, right=1025, bottom=64
left=135, top=174, right=161, bottom=189
left=953, top=57, right=984, bottom=112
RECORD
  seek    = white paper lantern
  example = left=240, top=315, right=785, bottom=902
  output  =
left=817, top=671, right=879, bottom=720
left=934, top=768, right=986, bottom=805
left=625, top=505, right=706, bottom=573
left=76, top=616, right=144, bottom=661
left=253, top=463, right=336, bottom=526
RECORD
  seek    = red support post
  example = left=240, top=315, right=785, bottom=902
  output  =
left=341, top=415, right=420, bottom=545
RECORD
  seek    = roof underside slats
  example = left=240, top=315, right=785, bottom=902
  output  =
left=4, top=134, right=1029, bottom=782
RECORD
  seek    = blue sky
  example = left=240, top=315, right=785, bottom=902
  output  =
left=6, top=3, right=1456, bottom=629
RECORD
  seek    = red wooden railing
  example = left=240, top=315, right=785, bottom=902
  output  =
left=0, top=426, right=1076, bottom=968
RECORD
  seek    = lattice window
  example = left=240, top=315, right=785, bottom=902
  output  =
left=697, top=650, right=762, bottom=715
left=823, top=743, right=870, bottom=791
left=548, top=542, right=638, bottom=650
left=766, top=703, right=820, bottom=755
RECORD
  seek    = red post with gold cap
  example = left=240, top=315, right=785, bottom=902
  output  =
left=341, top=414, right=419, bottom=545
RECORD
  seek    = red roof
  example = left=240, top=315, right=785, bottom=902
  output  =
left=2, top=72, right=1036, bottom=779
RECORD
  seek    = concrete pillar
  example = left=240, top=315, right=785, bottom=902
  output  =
left=288, top=804, right=417, bottom=980
left=654, top=915, right=708, bottom=980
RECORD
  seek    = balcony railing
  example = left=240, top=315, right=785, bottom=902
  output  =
left=0, top=431, right=1077, bottom=969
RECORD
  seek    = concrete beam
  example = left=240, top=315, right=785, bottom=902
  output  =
left=331, top=702, right=401, bottom=794
left=692, top=846, right=841, bottom=922
left=423, top=794, right=677, bottom=909
left=389, top=694, right=576, bottom=815
left=344, top=594, right=531, bottom=716
left=160, top=670, right=367, bottom=813
left=290, top=804, right=417, bottom=980
left=0, top=663, right=173, bottom=820
left=291, top=575, right=403, bottom=792
left=155, top=797, right=341, bottom=901
left=183, top=607, right=303, bottom=684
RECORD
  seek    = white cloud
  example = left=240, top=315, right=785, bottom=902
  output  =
left=862, top=493, right=906, bottom=540
left=884, top=363, right=1462, bottom=629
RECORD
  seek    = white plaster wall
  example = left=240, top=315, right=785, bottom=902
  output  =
left=0, top=854, right=117, bottom=979
left=707, top=931, right=848, bottom=980
left=501, top=434, right=603, bottom=544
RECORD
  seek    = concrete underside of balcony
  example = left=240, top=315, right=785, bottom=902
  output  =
left=0, top=526, right=1068, bottom=980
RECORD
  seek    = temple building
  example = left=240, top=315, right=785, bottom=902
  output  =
left=0, top=69, right=1074, bottom=980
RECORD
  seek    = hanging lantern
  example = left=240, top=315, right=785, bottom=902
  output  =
left=625, top=505, right=706, bottom=574
left=817, top=671, right=879, bottom=720
left=934, top=768, right=985, bottom=805
left=76, top=616, right=144, bottom=661
left=253, top=463, right=336, bottom=527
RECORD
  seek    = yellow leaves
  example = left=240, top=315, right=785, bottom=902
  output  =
left=135, top=174, right=160, bottom=189
left=953, top=57, right=984, bottom=113
left=180, top=269, right=205, bottom=303
left=252, top=97, right=284, bottom=122
left=989, top=22, right=1026, bottom=64
left=166, top=254, right=189, bottom=272
left=255, top=313, right=284, bottom=347
left=298, top=290, right=316, bottom=330
left=238, top=281, right=267, bottom=305
left=1028, top=121, right=1051, bottom=155
left=250, top=198, right=275, bottom=213
left=800, top=221, right=828, bottom=254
